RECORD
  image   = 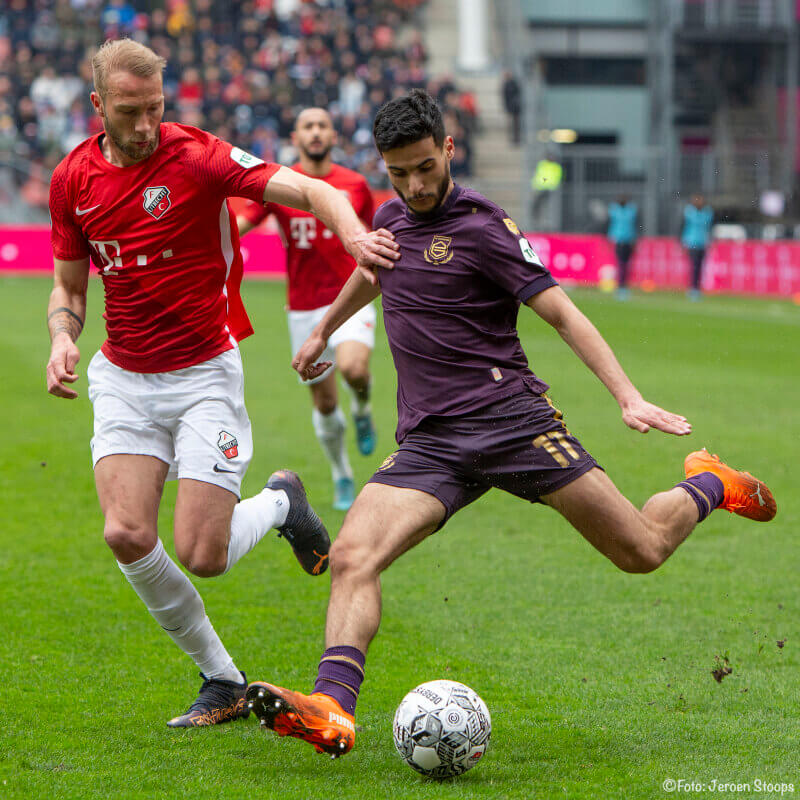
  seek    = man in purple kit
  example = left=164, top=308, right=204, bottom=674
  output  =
left=246, top=89, right=777, bottom=757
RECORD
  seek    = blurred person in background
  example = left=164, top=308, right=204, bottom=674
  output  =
left=681, top=193, right=714, bottom=300
left=501, top=70, right=521, bottom=146
left=607, top=194, right=638, bottom=300
left=531, top=151, right=562, bottom=229
left=237, top=107, right=379, bottom=512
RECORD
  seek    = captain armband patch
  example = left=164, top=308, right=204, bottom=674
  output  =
left=230, top=147, right=265, bottom=169
left=519, top=237, right=543, bottom=266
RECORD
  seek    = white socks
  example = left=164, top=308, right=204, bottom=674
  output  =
left=224, top=487, right=289, bottom=573
left=117, top=491, right=289, bottom=681
left=312, top=407, right=352, bottom=482
left=117, top=539, right=242, bottom=683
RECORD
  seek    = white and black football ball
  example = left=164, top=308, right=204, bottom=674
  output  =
left=392, top=679, right=491, bottom=779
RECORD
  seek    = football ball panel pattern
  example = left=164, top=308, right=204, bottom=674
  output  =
left=392, top=680, right=491, bottom=779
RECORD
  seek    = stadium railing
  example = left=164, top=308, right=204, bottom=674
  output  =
left=668, top=0, right=794, bottom=29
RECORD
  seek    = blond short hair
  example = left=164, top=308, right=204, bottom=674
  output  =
left=92, top=39, right=166, bottom=97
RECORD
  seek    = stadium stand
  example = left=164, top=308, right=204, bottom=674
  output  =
left=0, top=0, right=477, bottom=221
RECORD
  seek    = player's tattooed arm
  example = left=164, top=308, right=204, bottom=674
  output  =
left=47, top=306, right=84, bottom=341
left=46, top=257, right=90, bottom=399
left=527, top=286, right=692, bottom=436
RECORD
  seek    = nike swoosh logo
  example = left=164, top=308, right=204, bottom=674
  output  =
left=213, top=464, right=235, bottom=473
left=75, top=204, right=101, bottom=216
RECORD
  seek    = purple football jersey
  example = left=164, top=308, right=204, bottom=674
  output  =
left=373, top=183, right=558, bottom=442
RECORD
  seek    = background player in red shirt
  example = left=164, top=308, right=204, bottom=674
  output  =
left=44, top=39, right=398, bottom=728
left=237, top=108, right=377, bottom=511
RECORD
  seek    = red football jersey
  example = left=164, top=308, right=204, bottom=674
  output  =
left=49, top=122, right=280, bottom=372
left=240, top=163, right=374, bottom=310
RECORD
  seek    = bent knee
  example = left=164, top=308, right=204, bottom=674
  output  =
left=104, top=523, right=158, bottom=563
left=315, top=397, right=338, bottom=416
left=340, top=362, right=370, bottom=388
left=316, top=398, right=339, bottom=417
left=329, top=535, right=378, bottom=578
left=329, top=537, right=359, bottom=573
left=174, top=541, right=227, bottom=577
left=174, top=515, right=231, bottom=577
left=612, top=541, right=666, bottom=574
left=179, top=549, right=227, bottom=578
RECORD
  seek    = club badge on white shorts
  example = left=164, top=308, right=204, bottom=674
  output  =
left=217, top=430, right=239, bottom=459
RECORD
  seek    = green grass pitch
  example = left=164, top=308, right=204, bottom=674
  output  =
left=1, top=276, right=797, bottom=799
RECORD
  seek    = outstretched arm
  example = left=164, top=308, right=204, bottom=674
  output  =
left=527, top=286, right=691, bottom=436
left=263, top=166, right=398, bottom=283
left=46, top=257, right=90, bottom=399
left=292, top=269, right=381, bottom=382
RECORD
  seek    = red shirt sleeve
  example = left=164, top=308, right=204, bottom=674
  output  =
left=49, top=161, right=90, bottom=261
left=185, top=131, right=280, bottom=203
left=358, top=179, right=375, bottom=230
left=239, top=198, right=271, bottom=226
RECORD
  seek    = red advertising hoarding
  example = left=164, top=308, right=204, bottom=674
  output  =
left=3, top=225, right=800, bottom=298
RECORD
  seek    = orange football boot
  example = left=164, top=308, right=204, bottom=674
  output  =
left=684, top=448, right=777, bottom=522
left=246, top=681, right=355, bottom=757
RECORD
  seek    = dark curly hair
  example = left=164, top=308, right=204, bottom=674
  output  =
left=373, top=88, right=445, bottom=153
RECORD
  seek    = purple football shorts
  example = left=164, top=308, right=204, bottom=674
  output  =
left=369, top=390, right=600, bottom=528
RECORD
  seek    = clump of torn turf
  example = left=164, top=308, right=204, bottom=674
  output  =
left=711, top=655, right=733, bottom=683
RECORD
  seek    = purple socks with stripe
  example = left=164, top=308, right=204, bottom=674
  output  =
left=313, top=645, right=365, bottom=715
left=677, top=473, right=725, bottom=521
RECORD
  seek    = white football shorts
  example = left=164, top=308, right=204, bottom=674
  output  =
left=287, top=302, right=377, bottom=385
left=87, top=348, right=252, bottom=496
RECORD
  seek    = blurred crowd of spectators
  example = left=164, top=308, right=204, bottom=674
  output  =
left=0, top=0, right=479, bottom=217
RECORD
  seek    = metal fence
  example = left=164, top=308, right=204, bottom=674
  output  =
left=538, top=147, right=661, bottom=235
left=1, top=144, right=789, bottom=235
left=668, top=0, right=794, bottom=29
left=528, top=144, right=790, bottom=235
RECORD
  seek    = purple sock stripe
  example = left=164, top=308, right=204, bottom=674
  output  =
left=317, top=660, right=364, bottom=686
left=313, top=646, right=366, bottom=717
left=688, top=472, right=725, bottom=507
left=678, top=481, right=710, bottom=520
left=678, top=473, right=725, bottom=522
left=314, top=680, right=358, bottom=715
left=322, top=645, right=365, bottom=668
left=319, top=655, right=364, bottom=677
left=318, top=678, right=358, bottom=699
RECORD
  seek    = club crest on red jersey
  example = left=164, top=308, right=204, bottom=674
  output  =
left=143, top=186, right=171, bottom=220
left=217, top=430, right=239, bottom=459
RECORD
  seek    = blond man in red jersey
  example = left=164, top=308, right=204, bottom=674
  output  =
left=45, top=39, right=398, bottom=728
left=237, top=108, right=378, bottom=511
